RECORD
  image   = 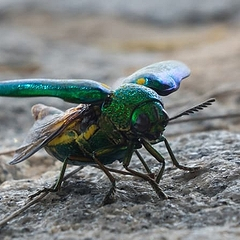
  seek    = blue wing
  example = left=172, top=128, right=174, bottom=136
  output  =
left=123, top=60, right=190, bottom=96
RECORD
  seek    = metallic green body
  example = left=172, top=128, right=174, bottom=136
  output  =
left=38, top=83, right=167, bottom=166
left=44, top=104, right=129, bottom=166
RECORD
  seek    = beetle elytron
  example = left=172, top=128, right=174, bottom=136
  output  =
left=0, top=60, right=214, bottom=204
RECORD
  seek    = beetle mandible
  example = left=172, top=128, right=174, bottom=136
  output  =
left=0, top=60, right=214, bottom=204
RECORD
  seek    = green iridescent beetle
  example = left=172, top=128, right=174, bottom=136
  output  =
left=0, top=60, right=214, bottom=204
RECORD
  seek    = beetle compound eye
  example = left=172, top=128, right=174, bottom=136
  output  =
left=132, top=113, right=150, bottom=133
left=161, top=109, right=169, bottom=128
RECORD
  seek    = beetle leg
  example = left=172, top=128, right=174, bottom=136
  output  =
left=99, top=166, right=135, bottom=176
left=163, top=136, right=201, bottom=172
left=124, top=165, right=168, bottom=200
left=92, top=154, right=117, bottom=205
left=140, top=139, right=165, bottom=184
left=134, top=150, right=153, bottom=177
left=29, top=157, right=69, bottom=199
left=123, top=142, right=168, bottom=200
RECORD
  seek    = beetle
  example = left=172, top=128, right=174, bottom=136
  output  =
left=0, top=60, right=214, bottom=204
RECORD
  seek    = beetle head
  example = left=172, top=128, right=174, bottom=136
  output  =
left=130, top=100, right=169, bottom=142
left=102, top=83, right=169, bottom=141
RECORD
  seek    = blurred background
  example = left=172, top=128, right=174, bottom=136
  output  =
left=0, top=0, right=239, bottom=149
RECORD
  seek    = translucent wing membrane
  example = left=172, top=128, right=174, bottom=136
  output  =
left=0, top=79, right=111, bottom=104
left=123, top=60, right=190, bottom=96
left=9, top=104, right=85, bottom=164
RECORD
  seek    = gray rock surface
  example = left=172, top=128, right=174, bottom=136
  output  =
left=0, top=131, right=239, bottom=239
left=0, top=1, right=239, bottom=239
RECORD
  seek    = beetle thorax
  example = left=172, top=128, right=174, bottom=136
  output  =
left=101, top=84, right=169, bottom=141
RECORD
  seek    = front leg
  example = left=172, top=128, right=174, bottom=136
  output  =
left=163, top=136, right=200, bottom=171
left=123, top=141, right=168, bottom=200
left=140, top=139, right=165, bottom=184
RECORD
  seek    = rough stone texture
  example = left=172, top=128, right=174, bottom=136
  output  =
left=0, top=131, right=239, bottom=240
left=0, top=1, right=239, bottom=239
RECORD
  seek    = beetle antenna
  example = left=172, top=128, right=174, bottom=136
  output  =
left=168, top=98, right=215, bottom=122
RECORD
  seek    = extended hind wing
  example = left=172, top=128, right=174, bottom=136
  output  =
left=9, top=104, right=86, bottom=164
